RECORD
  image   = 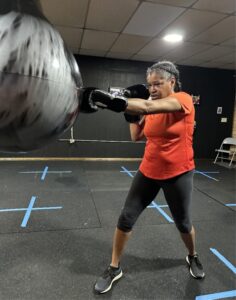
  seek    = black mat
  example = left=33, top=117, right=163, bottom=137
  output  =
left=0, top=159, right=235, bottom=299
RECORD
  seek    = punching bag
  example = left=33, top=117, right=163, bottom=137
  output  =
left=0, top=0, right=83, bottom=152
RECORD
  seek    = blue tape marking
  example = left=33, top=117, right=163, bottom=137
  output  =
left=41, top=166, right=49, bottom=181
left=0, top=207, right=62, bottom=212
left=0, top=208, right=27, bottom=212
left=19, top=171, right=72, bottom=174
left=148, top=204, right=168, bottom=208
left=195, top=290, right=236, bottom=300
left=120, top=170, right=137, bottom=174
left=194, top=170, right=219, bottom=181
left=21, top=196, right=36, bottom=227
left=195, top=171, right=220, bottom=174
left=226, top=204, right=236, bottom=207
left=20, top=171, right=46, bottom=174
left=121, top=166, right=134, bottom=178
left=31, top=207, right=63, bottom=211
left=210, top=248, right=236, bottom=274
left=148, top=201, right=174, bottom=223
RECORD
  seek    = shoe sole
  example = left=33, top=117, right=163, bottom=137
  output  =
left=186, top=256, right=205, bottom=279
left=99, top=271, right=123, bottom=294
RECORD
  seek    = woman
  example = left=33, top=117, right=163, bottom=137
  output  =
left=79, top=60, right=205, bottom=294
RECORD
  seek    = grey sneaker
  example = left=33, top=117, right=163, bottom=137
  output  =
left=94, top=265, right=123, bottom=294
left=186, top=254, right=205, bottom=279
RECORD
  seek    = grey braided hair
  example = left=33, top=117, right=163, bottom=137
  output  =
left=146, top=61, right=182, bottom=92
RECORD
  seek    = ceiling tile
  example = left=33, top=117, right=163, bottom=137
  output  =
left=110, top=34, right=151, bottom=53
left=213, top=52, right=236, bottom=64
left=162, top=42, right=212, bottom=61
left=146, top=0, right=196, bottom=7
left=179, top=58, right=208, bottom=66
left=40, top=0, right=89, bottom=27
left=106, top=52, right=132, bottom=60
left=218, top=63, right=235, bottom=70
left=193, top=0, right=236, bottom=14
left=186, top=46, right=233, bottom=61
left=160, top=9, right=226, bottom=40
left=191, top=16, right=236, bottom=44
left=131, top=54, right=159, bottom=62
left=79, top=49, right=106, bottom=57
left=81, top=30, right=119, bottom=51
left=86, top=0, right=139, bottom=32
left=55, top=26, right=83, bottom=51
left=123, top=2, right=185, bottom=37
left=219, top=37, right=236, bottom=47
left=138, top=38, right=179, bottom=56
left=198, top=61, right=225, bottom=68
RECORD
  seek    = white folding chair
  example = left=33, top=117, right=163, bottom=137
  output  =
left=214, top=137, right=236, bottom=167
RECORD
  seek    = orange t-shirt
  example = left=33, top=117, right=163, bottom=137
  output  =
left=139, top=92, right=195, bottom=180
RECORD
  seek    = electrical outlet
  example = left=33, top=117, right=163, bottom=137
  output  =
left=221, top=118, right=227, bottom=123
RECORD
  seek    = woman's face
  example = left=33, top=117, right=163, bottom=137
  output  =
left=146, top=72, right=175, bottom=100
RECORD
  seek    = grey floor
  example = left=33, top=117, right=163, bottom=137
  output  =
left=0, top=159, right=235, bottom=300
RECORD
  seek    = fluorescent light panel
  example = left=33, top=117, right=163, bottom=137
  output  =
left=163, top=34, right=183, bottom=42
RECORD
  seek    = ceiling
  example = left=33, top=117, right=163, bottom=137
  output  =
left=40, top=0, right=236, bottom=70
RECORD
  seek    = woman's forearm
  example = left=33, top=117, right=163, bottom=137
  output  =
left=125, top=97, right=182, bottom=114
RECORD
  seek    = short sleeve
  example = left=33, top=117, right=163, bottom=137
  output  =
left=173, top=92, right=193, bottom=115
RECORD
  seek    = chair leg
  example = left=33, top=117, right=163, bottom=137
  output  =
left=229, top=153, right=235, bottom=167
left=214, top=152, right=219, bottom=164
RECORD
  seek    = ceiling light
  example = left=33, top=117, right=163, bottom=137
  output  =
left=163, top=34, right=183, bottom=43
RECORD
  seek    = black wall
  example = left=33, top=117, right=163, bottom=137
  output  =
left=3, top=55, right=235, bottom=159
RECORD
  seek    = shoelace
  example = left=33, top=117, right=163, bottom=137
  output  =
left=103, top=267, right=118, bottom=279
left=192, top=256, right=203, bottom=267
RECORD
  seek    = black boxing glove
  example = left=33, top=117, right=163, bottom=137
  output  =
left=79, top=88, right=128, bottom=113
left=90, top=89, right=128, bottom=112
left=123, top=84, right=149, bottom=123
left=78, top=87, right=98, bottom=113
left=123, top=84, right=149, bottom=99
left=124, top=113, right=140, bottom=123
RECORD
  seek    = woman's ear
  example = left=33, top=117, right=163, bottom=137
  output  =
left=171, top=77, right=176, bottom=89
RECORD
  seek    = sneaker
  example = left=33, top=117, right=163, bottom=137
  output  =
left=94, top=265, right=123, bottom=294
left=186, top=254, right=205, bottom=279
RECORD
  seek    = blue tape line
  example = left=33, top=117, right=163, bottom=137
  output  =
left=195, top=171, right=220, bottom=174
left=226, top=204, right=236, bottom=207
left=210, top=248, right=236, bottom=274
left=41, top=166, right=49, bottom=181
left=121, top=166, right=134, bottom=178
left=149, top=201, right=174, bottom=223
left=21, top=196, right=36, bottom=228
left=19, top=171, right=72, bottom=174
left=20, top=171, right=45, bottom=174
left=196, top=290, right=236, bottom=300
left=194, top=170, right=219, bottom=181
left=148, top=204, right=168, bottom=208
left=0, top=207, right=62, bottom=212
left=0, top=208, right=27, bottom=212
left=31, top=207, right=63, bottom=210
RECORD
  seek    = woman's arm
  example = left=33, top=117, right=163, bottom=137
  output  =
left=125, top=96, right=182, bottom=115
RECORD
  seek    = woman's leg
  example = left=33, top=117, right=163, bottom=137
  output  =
left=111, top=228, right=132, bottom=267
left=111, top=170, right=160, bottom=267
left=162, top=170, right=205, bottom=278
left=161, top=170, right=195, bottom=254
left=180, top=226, right=196, bottom=256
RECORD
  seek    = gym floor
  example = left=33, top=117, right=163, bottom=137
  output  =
left=0, top=159, right=235, bottom=300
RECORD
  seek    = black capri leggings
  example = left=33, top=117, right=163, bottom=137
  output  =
left=117, top=169, right=194, bottom=234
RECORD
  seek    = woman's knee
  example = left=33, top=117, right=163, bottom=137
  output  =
left=117, top=210, right=137, bottom=232
left=175, top=220, right=192, bottom=233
